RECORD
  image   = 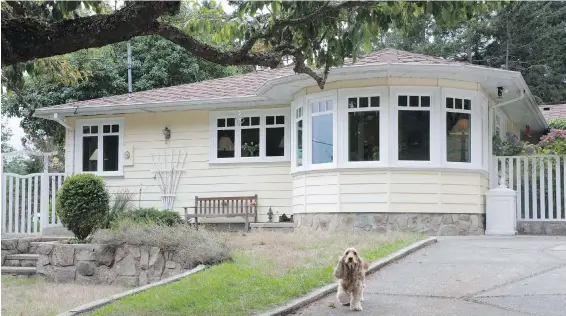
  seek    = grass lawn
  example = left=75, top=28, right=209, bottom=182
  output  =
left=1, top=276, right=126, bottom=316
left=90, top=231, right=423, bottom=316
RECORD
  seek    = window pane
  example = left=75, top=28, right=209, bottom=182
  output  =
left=455, top=98, right=463, bottom=109
left=251, top=117, right=260, bottom=126
left=359, top=97, right=369, bottom=108
left=276, top=116, right=285, bottom=124
left=326, top=100, right=333, bottom=111
left=370, top=96, right=380, bottom=107
left=398, top=110, right=430, bottom=161
left=103, top=125, right=110, bottom=133
left=217, top=119, right=225, bottom=128
left=82, top=136, right=98, bottom=172
left=91, top=126, right=98, bottom=133
left=421, top=96, right=430, bottom=107
left=241, top=117, right=250, bottom=126
left=226, top=118, right=235, bottom=127
left=312, top=113, right=333, bottom=164
left=83, top=126, right=90, bottom=134
left=297, top=120, right=303, bottom=167
left=464, top=99, right=471, bottom=110
left=446, top=113, right=471, bottom=163
left=266, top=127, right=285, bottom=157
left=112, top=125, right=119, bottom=133
left=409, top=96, right=419, bottom=107
left=217, top=130, right=235, bottom=158
left=446, top=98, right=454, bottom=109
left=241, top=128, right=260, bottom=157
left=103, top=135, right=119, bottom=171
left=348, top=97, right=358, bottom=109
left=348, top=111, right=380, bottom=161
left=311, top=102, right=319, bottom=113
left=398, top=95, right=407, bottom=107
left=266, top=116, right=275, bottom=125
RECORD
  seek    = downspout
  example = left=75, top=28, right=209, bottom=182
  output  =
left=492, top=89, right=525, bottom=109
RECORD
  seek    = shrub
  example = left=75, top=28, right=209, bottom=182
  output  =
left=548, top=119, right=566, bottom=130
left=56, top=173, right=109, bottom=240
left=112, top=207, right=183, bottom=228
left=91, top=220, right=231, bottom=267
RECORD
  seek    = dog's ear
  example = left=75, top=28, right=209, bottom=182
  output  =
left=334, top=256, right=344, bottom=279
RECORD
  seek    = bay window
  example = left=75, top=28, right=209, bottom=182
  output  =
left=397, top=95, right=432, bottom=161
left=76, top=118, right=123, bottom=176
left=295, top=106, right=304, bottom=167
left=211, top=109, right=289, bottom=162
left=311, top=100, right=334, bottom=164
left=445, top=97, right=472, bottom=163
left=347, top=95, right=381, bottom=162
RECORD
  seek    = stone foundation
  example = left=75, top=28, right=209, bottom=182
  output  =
left=517, top=221, right=566, bottom=235
left=293, top=213, right=485, bottom=235
left=35, top=243, right=195, bottom=287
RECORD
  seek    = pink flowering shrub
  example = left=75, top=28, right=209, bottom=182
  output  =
left=537, top=129, right=566, bottom=155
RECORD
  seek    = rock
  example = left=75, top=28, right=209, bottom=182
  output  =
left=115, top=276, right=138, bottom=287
left=470, top=215, right=479, bottom=230
left=38, top=255, right=50, bottom=266
left=438, top=225, right=459, bottom=236
left=371, top=225, right=387, bottom=234
left=16, top=240, right=31, bottom=253
left=441, top=214, right=453, bottom=224
left=35, top=243, right=55, bottom=255
left=76, top=274, right=98, bottom=285
left=51, top=245, right=75, bottom=267
left=431, top=215, right=443, bottom=227
left=407, top=215, right=421, bottom=231
left=451, top=214, right=460, bottom=224
left=75, top=245, right=100, bottom=261
left=458, top=220, right=471, bottom=234
left=1, top=239, right=17, bottom=250
left=115, top=247, right=127, bottom=263
left=148, top=251, right=165, bottom=279
left=21, top=260, right=36, bottom=267
left=373, top=214, right=388, bottom=225
left=459, top=214, right=471, bottom=222
left=531, top=222, right=543, bottom=235
left=77, top=261, right=95, bottom=276
left=162, top=262, right=181, bottom=278
left=335, top=214, right=355, bottom=232
left=54, top=267, right=76, bottom=282
left=116, top=254, right=137, bottom=276
left=97, top=266, right=118, bottom=284
left=165, top=261, right=176, bottom=269
left=148, top=247, right=162, bottom=267
left=140, top=247, right=149, bottom=270
left=354, top=214, right=372, bottom=232
left=128, top=246, right=141, bottom=259
left=4, top=259, right=20, bottom=266
left=317, top=215, right=332, bottom=231
left=139, top=271, right=149, bottom=286
left=518, top=222, right=531, bottom=234
left=95, top=245, right=116, bottom=267
left=37, top=265, right=54, bottom=278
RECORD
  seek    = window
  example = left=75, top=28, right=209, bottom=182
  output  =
left=347, top=96, right=381, bottom=161
left=446, top=97, right=472, bottom=163
left=311, top=100, right=333, bottom=164
left=397, top=95, right=431, bottom=161
left=295, top=107, right=304, bottom=167
left=77, top=119, right=123, bottom=175
left=212, top=109, right=289, bottom=162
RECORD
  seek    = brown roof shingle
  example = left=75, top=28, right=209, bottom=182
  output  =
left=539, top=104, right=566, bottom=121
left=42, top=48, right=466, bottom=110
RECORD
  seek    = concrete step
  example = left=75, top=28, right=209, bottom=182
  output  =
left=3, top=254, right=38, bottom=267
left=1, top=266, right=36, bottom=275
left=40, top=236, right=71, bottom=242
left=5, top=254, right=39, bottom=261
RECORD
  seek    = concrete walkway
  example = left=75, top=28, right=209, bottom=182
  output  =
left=293, top=236, right=566, bottom=316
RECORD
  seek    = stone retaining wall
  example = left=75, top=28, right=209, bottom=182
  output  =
left=517, top=221, right=566, bottom=235
left=36, top=243, right=193, bottom=287
left=293, top=213, right=485, bottom=235
left=1, top=237, right=40, bottom=265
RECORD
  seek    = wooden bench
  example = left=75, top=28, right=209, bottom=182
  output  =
left=183, top=195, right=258, bottom=231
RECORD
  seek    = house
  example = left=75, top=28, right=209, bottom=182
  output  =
left=539, top=103, right=566, bottom=121
left=34, top=48, right=548, bottom=235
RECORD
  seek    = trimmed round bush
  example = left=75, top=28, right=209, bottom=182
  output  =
left=113, top=207, right=183, bottom=227
left=56, top=173, right=109, bottom=240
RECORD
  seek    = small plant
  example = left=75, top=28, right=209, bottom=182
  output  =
left=548, top=119, right=566, bottom=130
left=112, top=207, right=183, bottom=228
left=103, top=189, right=134, bottom=228
left=56, top=173, right=109, bottom=240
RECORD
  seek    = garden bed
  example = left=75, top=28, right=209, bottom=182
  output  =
left=89, top=231, right=423, bottom=316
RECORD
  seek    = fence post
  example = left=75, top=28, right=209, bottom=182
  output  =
left=40, top=156, right=49, bottom=232
left=1, top=162, right=5, bottom=233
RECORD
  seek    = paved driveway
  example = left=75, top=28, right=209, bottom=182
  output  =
left=293, top=236, right=566, bottom=316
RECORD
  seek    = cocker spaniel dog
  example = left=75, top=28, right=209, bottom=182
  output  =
left=333, top=247, right=368, bottom=311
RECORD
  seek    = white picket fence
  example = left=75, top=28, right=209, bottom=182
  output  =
left=1, top=172, right=65, bottom=234
left=494, top=155, right=566, bottom=221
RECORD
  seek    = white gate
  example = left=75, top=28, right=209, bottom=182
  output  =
left=1, top=150, right=65, bottom=235
left=494, top=155, right=566, bottom=221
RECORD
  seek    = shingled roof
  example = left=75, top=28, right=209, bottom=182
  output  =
left=42, top=48, right=466, bottom=110
left=539, top=104, right=566, bottom=121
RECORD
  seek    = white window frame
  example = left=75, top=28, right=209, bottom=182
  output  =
left=291, top=99, right=305, bottom=172
left=305, top=90, right=338, bottom=170
left=338, top=87, right=389, bottom=168
left=441, top=88, right=481, bottom=169
left=74, top=117, right=124, bottom=177
left=390, top=86, right=440, bottom=167
left=494, top=108, right=507, bottom=140
left=209, top=108, right=290, bottom=163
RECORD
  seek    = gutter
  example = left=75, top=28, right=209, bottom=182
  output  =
left=493, top=89, right=525, bottom=109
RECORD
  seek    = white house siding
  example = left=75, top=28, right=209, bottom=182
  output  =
left=64, top=109, right=293, bottom=223
left=292, top=170, right=488, bottom=215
